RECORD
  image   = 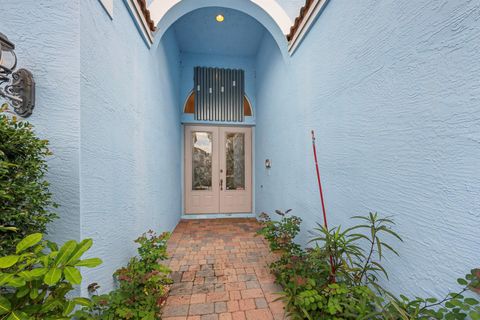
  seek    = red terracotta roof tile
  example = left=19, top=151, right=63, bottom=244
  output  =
left=136, top=0, right=156, bottom=32
left=287, top=0, right=314, bottom=41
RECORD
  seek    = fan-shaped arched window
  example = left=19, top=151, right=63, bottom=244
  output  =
left=183, top=91, right=253, bottom=117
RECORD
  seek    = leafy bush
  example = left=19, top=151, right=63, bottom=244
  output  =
left=382, top=269, right=480, bottom=320
left=76, top=230, right=172, bottom=320
left=0, top=233, right=102, bottom=319
left=0, top=114, right=57, bottom=255
left=258, top=210, right=480, bottom=320
left=258, top=210, right=302, bottom=254
left=135, top=229, right=169, bottom=266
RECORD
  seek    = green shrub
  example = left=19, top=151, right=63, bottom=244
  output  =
left=258, top=210, right=302, bottom=255
left=135, top=229, right=169, bottom=266
left=258, top=210, right=480, bottom=320
left=382, top=269, right=480, bottom=320
left=0, top=114, right=57, bottom=255
left=76, top=230, right=172, bottom=320
left=0, top=233, right=102, bottom=319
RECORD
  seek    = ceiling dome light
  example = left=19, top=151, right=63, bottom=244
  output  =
left=216, top=14, right=224, bottom=22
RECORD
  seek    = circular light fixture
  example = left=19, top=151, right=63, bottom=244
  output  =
left=216, top=14, right=224, bottom=22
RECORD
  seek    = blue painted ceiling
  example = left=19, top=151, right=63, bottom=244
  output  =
left=172, top=7, right=266, bottom=56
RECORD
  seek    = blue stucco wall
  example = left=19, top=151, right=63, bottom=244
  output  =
left=3, top=0, right=478, bottom=302
left=1, top=1, right=81, bottom=244
left=80, top=0, right=182, bottom=294
left=255, top=0, right=480, bottom=299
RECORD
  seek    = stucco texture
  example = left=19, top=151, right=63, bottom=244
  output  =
left=80, top=0, right=182, bottom=294
left=254, top=0, right=480, bottom=298
left=0, top=1, right=81, bottom=244
left=2, top=0, right=479, bottom=302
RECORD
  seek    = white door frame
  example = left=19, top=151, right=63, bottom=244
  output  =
left=181, top=124, right=256, bottom=219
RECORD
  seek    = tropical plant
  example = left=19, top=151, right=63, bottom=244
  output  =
left=0, top=113, right=57, bottom=255
left=76, top=230, right=172, bottom=320
left=0, top=233, right=102, bottom=319
left=381, top=269, right=480, bottom=320
left=310, top=212, right=402, bottom=288
left=258, top=210, right=480, bottom=320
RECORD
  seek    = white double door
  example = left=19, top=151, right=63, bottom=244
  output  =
left=184, top=125, right=252, bottom=214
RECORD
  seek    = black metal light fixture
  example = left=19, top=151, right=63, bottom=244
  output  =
left=0, top=32, right=35, bottom=117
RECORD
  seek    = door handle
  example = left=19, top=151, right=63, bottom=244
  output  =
left=220, top=179, right=223, bottom=191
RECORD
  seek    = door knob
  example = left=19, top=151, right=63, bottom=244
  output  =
left=220, top=179, right=223, bottom=191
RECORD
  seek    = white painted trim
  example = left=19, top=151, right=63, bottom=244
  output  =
left=252, top=126, right=256, bottom=217
left=148, top=0, right=180, bottom=24
left=251, top=0, right=291, bottom=34
left=148, top=0, right=292, bottom=35
left=124, top=0, right=154, bottom=47
left=98, top=0, right=114, bottom=19
left=181, top=124, right=185, bottom=217
left=288, top=0, right=329, bottom=54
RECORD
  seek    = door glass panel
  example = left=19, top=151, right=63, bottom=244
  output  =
left=192, top=132, right=212, bottom=191
left=225, top=133, right=245, bottom=190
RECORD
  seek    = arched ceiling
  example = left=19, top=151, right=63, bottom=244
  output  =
left=148, top=0, right=292, bottom=34
left=172, top=7, right=266, bottom=56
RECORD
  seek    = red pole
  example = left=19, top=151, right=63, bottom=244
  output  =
left=311, top=130, right=335, bottom=280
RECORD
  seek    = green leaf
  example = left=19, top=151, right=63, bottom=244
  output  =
left=376, top=236, right=382, bottom=258
left=0, top=226, right=17, bottom=232
left=0, top=273, right=14, bottom=285
left=380, top=241, right=399, bottom=256
left=7, top=276, right=26, bottom=287
left=465, top=298, right=479, bottom=305
left=46, top=241, right=59, bottom=252
left=44, top=268, right=62, bottom=286
left=377, top=226, right=403, bottom=242
left=28, top=268, right=48, bottom=278
left=54, top=240, right=77, bottom=266
left=29, top=282, right=39, bottom=300
left=0, top=256, right=19, bottom=269
left=470, top=310, right=480, bottom=320
left=73, top=297, right=92, bottom=307
left=17, top=271, right=32, bottom=282
left=63, top=300, right=76, bottom=316
left=63, top=266, right=82, bottom=285
left=371, top=261, right=389, bottom=279
left=16, top=286, right=29, bottom=298
left=6, top=311, right=29, bottom=320
left=66, top=238, right=93, bottom=265
left=0, top=296, right=11, bottom=315
left=457, top=278, right=468, bottom=286
left=15, top=233, right=43, bottom=254
left=74, top=258, right=102, bottom=268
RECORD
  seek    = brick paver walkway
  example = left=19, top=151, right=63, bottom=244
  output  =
left=162, top=218, right=286, bottom=320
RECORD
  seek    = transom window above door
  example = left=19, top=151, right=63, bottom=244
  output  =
left=182, top=67, right=253, bottom=125
left=184, top=91, right=252, bottom=117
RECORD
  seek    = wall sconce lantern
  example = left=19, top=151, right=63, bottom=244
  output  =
left=0, top=32, right=35, bottom=117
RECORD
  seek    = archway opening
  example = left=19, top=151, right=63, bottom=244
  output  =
left=153, top=2, right=287, bottom=218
